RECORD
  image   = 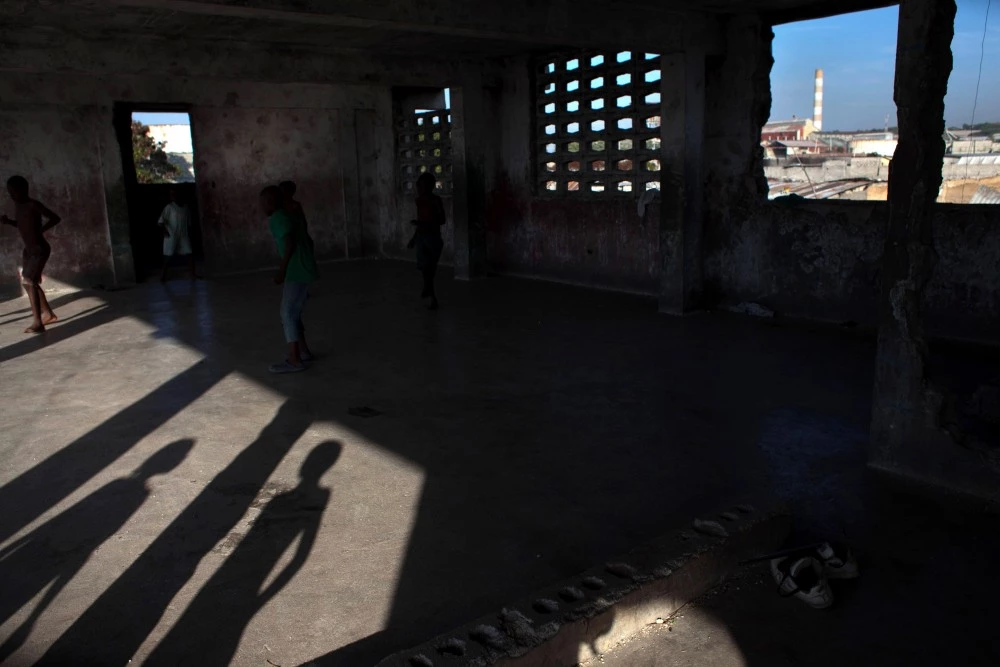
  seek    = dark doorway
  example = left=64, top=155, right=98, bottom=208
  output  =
left=113, top=104, right=204, bottom=281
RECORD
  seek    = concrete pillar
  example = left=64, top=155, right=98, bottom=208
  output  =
left=869, top=0, right=995, bottom=495
left=659, top=50, right=705, bottom=314
left=97, top=105, right=136, bottom=286
left=450, top=68, right=489, bottom=281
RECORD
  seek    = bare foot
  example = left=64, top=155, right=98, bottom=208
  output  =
left=24, top=324, right=45, bottom=334
left=42, top=313, right=58, bottom=325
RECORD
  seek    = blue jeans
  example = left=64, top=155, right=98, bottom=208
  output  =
left=280, top=281, right=310, bottom=343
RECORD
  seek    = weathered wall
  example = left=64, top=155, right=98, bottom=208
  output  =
left=385, top=195, right=456, bottom=266
left=0, top=106, right=116, bottom=291
left=484, top=57, right=662, bottom=294
left=0, top=70, right=398, bottom=288
left=191, top=107, right=345, bottom=274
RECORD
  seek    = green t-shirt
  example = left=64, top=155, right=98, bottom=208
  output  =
left=269, top=209, right=319, bottom=283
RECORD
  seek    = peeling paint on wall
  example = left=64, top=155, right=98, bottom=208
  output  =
left=0, top=107, right=115, bottom=291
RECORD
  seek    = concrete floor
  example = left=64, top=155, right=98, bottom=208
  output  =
left=0, top=260, right=987, bottom=666
left=591, top=486, right=1000, bottom=667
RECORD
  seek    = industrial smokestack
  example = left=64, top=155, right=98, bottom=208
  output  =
left=814, top=68, right=824, bottom=131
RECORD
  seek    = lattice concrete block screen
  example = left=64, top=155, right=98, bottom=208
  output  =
left=537, top=51, right=662, bottom=196
left=397, top=110, right=453, bottom=195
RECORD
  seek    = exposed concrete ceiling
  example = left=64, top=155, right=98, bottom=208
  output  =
left=1, top=0, right=896, bottom=61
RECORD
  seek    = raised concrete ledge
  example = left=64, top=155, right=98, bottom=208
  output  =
left=376, top=501, right=791, bottom=667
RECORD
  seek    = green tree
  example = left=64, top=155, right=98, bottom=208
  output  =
left=131, top=121, right=179, bottom=184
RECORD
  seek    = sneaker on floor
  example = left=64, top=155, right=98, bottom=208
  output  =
left=771, top=556, right=834, bottom=609
left=268, top=360, right=306, bottom=374
left=300, top=351, right=315, bottom=363
left=815, top=542, right=859, bottom=579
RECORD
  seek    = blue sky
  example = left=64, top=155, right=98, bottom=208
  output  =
left=133, top=111, right=190, bottom=126
left=772, top=1, right=999, bottom=131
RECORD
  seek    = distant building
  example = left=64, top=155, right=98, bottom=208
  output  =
left=147, top=124, right=194, bottom=153
left=769, top=139, right=826, bottom=157
left=944, top=129, right=1000, bottom=155
left=761, top=118, right=817, bottom=143
left=147, top=124, right=196, bottom=182
left=848, top=133, right=897, bottom=157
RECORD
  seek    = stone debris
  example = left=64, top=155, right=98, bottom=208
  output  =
left=693, top=519, right=729, bottom=538
left=499, top=608, right=540, bottom=646
left=605, top=562, right=639, bottom=579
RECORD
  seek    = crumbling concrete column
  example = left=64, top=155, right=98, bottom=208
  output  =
left=659, top=49, right=705, bottom=314
left=451, top=67, right=489, bottom=280
left=870, top=0, right=996, bottom=495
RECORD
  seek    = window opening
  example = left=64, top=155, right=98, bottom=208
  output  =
left=535, top=51, right=661, bottom=195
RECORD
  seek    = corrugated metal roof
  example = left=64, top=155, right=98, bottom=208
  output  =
left=767, top=179, right=872, bottom=200
left=970, top=186, right=1000, bottom=205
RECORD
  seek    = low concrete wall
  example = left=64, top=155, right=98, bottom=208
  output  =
left=488, top=196, right=661, bottom=295
left=764, top=157, right=890, bottom=183
left=704, top=199, right=1000, bottom=343
left=765, top=158, right=1000, bottom=184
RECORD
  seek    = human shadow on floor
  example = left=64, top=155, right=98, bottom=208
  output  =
left=0, top=304, right=117, bottom=364
left=145, top=441, right=341, bottom=665
left=0, top=440, right=193, bottom=662
left=0, top=363, right=223, bottom=546
left=0, top=303, right=109, bottom=329
left=35, top=399, right=312, bottom=666
left=0, top=291, right=88, bottom=322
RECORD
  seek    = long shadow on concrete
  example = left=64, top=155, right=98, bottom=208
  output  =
left=0, top=303, right=116, bottom=365
left=0, top=363, right=223, bottom=546
left=0, top=290, right=86, bottom=320
left=0, top=440, right=193, bottom=662
left=145, top=441, right=341, bottom=666
left=34, top=399, right=313, bottom=665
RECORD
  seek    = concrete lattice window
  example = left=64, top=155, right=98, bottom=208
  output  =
left=537, top=51, right=662, bottom=195
left=397, top=110, right=453, bottom=195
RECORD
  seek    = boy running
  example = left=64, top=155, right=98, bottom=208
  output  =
left=260, top=185, right=319, bottom=373
left=2, top=176, right=61, bottom=333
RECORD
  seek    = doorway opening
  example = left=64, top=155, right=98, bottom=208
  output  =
left=113, top=105, right=203, bottom=281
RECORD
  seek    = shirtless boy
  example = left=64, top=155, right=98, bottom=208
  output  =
left=2, top=176, right=62, bottom=333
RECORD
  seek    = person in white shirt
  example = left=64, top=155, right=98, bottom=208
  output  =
left=157, top=187, right=197, bottom=281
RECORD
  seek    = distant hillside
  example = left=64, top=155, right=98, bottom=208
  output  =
left=948, top=122, right=1000, bottom=135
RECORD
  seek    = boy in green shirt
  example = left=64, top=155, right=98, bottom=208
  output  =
left=260, top=185, right=319, bottom=373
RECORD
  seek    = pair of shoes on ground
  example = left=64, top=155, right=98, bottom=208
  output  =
left=770, top=542, right=859, bottom=609
left=268, top=352, right=315, bottom=374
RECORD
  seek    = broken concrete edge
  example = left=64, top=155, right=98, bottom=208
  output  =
left=868, top=459, right=1000, bottom=513
left=375, top=501, right=791, bottom=667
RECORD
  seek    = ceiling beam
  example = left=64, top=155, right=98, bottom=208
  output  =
left=107, top=0, right=722, bottom=52
left=766, top=0, right=898, bottom=25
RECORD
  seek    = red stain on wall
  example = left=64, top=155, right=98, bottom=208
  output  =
left=0, top=108, right=114, bottom=291
left=190, top=107, right=347, bottom=274
left=486, top=170, right=660, bottom=294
